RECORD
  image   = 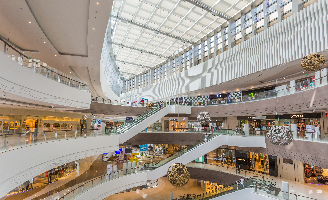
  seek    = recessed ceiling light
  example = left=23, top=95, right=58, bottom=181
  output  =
left=44, top=42, right=46, bottom=43
left=97, top=2, right=99, bottom=4
left=55, top=55, right=57, bottom=56
left=29, top=21, right=31, bottom=24
left=70, top=72, right=71, bottom=73
left=93, top=28, right=95, bottom=30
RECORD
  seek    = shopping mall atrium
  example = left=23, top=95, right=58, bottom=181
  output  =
left=1, top=0, right=328, bottom=199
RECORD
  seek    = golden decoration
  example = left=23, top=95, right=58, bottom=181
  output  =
left=301, top=53, right=325, bottom=71
left=167, top=163, right=190, bottom=187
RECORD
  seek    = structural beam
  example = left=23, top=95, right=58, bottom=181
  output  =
left=183, top=0, right=229, bottom=20
left=116, top=60, right=151, bottom=69
left=109, top=42, right=168, bottom=58
left=111, top=15, right=193, bottom=44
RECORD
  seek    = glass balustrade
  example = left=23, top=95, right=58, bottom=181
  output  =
left=0, top=40, right=89, bottom=91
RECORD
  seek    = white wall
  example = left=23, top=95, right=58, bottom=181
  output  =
left=277, top=157, right=305, bottom=183
left=0, top=135, right=119, bottom=197
left=0, top=53, right=91, bottom=109
left=73, top=135, right=265, bottom=200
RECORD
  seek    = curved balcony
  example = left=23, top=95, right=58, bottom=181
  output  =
left=55, top=134, right=265, bottom=200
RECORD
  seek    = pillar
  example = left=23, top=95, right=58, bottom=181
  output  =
left=282, top=181, right=289, bottom=199
left=291, top=124, right=297, bottom=139
left=241, top=12, right=245, bottom=42
left=263, top=0, right=268, bottom=30
left=227, top=19, right=232, bottom=49
left=292, top=0, right=300, bottom=14
left=244, top=124, right=249, bottom=136
left=251, top=4, right=255, bottom=37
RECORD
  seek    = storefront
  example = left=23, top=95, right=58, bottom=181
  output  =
left=207, top=148, right=236, bottom=167
left=304, top=163, right=328, bottom=184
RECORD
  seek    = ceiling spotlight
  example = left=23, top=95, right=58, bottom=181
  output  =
left=55, top=55, right=57, bottom=56
left=44, top=42, right=46, bottom=43
left=70, top=72, right=71, bottom=73
left=29, top=21, right=31, bottom=24
left=97, top=2, right=99, bottom=4
left=93, top=28, right=95, bottom=30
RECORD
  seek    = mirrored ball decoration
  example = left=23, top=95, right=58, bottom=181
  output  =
left=301, top=53, right=325, bottom=71
left=266, top=126, right=293, bottom=146
left=167, top=163, right=190, bottom=187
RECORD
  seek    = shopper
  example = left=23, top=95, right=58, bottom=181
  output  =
left=236, top=180, right=240, bottom=190
left=240, top=178, right=244, bottom=189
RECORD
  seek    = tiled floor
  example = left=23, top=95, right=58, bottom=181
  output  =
left=105, top=177, right=205, bottom=200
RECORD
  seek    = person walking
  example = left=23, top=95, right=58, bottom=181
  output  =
left=240, top=178, right=244, bottom=189
left=236, top=180, right=240, bottom=190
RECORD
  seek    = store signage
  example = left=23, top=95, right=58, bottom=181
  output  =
left=140, top=144, right=147, bottom=151
left=291, top=115, right=303, bottom=118
left=306, top=125, right=315, bottom=133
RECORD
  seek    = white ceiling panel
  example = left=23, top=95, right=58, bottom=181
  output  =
left=111, top=0, right=254, bottom=78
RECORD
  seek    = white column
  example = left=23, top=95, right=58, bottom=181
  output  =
left=282, top=181, right=289, bottom=200
left=132, top=161, right=136, bottom=173
left=227, top=20, right=232, bottom=49
left=243, top=124, right=249, bottom=136
left=289, top=80, right=295, bottom=94
left=291, top=124, right=297, bottom=139
left=315, top=71, right=321, bottom=87
left=214, top=32, right=218, bottom=57
left=278, top=1, right=282, bottom=22
left=241, top=12, right=245, bottom=42
left=122, top=162, right=127, bottom=175
left=221, top=28, right=225, bottom=52
left=263, top=0, right=268, bottom=30
left=127, top=161, right=131, bottom=174
left=201, top=40, right=205, bottom=63
left=292, top=0, right=300, bottom=14
left=251, top=4, right=255, bottom=37
left=321, top=68, right=327, bottom=85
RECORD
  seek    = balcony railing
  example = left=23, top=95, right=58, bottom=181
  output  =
left=0, top=38, right=89, bottom=91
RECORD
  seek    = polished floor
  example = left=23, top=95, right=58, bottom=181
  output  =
left=187, top=163, right=328, bottom=200
left=105, top=177, right=205, bottom=200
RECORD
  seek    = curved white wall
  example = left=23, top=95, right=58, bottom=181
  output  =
left=74, top=135, right=265, bottom=200
left=0, top=53, right=91, bottom=109
left=0, top=135, right=119, bottom=197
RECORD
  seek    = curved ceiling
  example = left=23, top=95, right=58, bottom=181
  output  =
left=0, top=0, right=114, bottom=100
left=26, top=0, right=90, bottom=57
left=110, top=0, right=253, bottom=78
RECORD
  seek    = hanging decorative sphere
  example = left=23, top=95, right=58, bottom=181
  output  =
left=266, top=126, right=293, bottom=146
left=197, top=112, right=211, bottom=126
left=167, top=163, right=190, bottom=187
left=301, top=53, right=325, bottom=71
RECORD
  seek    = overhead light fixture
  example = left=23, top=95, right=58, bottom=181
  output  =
left=97, top=2, right=99, bottom=4
left=55, top=55, right=57, bottom=56
left=29, top=21, right=31, bottom=24
left=93, top=28, right=95, bottom=30
left=44, top=42, right=46, bottom=43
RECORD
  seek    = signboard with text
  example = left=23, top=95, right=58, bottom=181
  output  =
left=140, top=144, right=147, bottom=151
